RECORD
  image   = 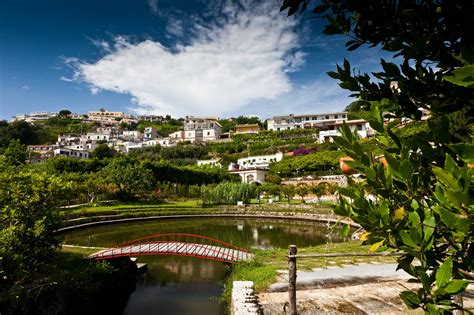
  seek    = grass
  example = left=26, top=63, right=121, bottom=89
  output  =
left=59, top=199, right=336, bottom=227
left=60, top=245, right=104, bottom=256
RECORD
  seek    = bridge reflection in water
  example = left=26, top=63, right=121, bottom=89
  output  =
left=89, top=233, right=254, bottom=263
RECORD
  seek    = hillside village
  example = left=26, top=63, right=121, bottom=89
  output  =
left=7, top=108, right=389, bottom=185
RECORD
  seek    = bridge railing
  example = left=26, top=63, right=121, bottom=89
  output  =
left=112, top=233, right=249, bottom=252
left=90, top=233, right=251, bottom=263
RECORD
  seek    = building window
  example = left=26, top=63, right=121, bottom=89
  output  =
left=207, top=132, right=210, bottom=136
left=335, top=115, right=338, bottom=119
left=325, top=116, right=329, bottom=119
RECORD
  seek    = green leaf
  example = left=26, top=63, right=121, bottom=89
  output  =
left=399, top=231, right=418, bottom=248
left=369, top=240, right=384, bottom=252
left=399, top=290, right=421, bottom=309
left=436, top=206, right=469, bottom=233
left=368, top=102, right=384, bottom=132
left=441, top=280, right=469, bottom=294
left=425, top=303, right=440, bottom=314
left=432, top=166, right=461, bottom=192
left=449, top=143, right=474, bottom=163
left=379, top=201, right=390, bottom=225
left=422, top=213, right=435, bottom=245
left=436, top=257, right=452, bottom=289
left=339, top=223, right=350, bottom=237
left=444, top=65, right=474, bottom=88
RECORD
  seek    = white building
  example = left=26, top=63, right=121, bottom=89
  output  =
left=86, top=109, right=135, bottom=124
left=230, top=168, right=269, bottom=184
left=118, top=141, right=143, bottom=153
left=57, top=134, right=82, bottom=144
left=64, top=143, right=99, bottom=151
left=236, top=152, right=283, bottom=169
left=121, top=130, right=142, bottom=141
left=157, top=137, right=175, bottom=147
left=84, top=133, right=111, bottom=142
left=54, top=148, right=91, bottom=159
left=169, top=130, right=184, bottom=141
left=229, top=152, right=283, bottom=184
left=266, top=112, right=348, bottom=131
left=138, top=115, right=166, bottom=122
left=11, top=111, right=58, bottom=123
left=318, top=119, right=374, bottom=143
left=144, top=127, right=158, bottom=140
left=183, top=116, right=222, bottom=142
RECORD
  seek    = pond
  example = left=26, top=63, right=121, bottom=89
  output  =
left=63, top=217, right=342, bottom=315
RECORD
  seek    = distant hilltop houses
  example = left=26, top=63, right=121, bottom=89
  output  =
left=13, top=108, right=430, bottom=177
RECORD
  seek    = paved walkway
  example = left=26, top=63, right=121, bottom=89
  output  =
left=269, top=263, right=411, bottom=292
left=259, top=263, right=474, bottom=314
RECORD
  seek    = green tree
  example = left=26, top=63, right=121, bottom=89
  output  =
left=282, top=0, right=473, bottom=312
left=3, top=139, right=28, bottom=166
left=218, top=119, right=236, bottom=133
left=0, top=170, right=70, bottom=274
left=100, top=159, right=154, bottom=200
left=311, top=182, right=327, bottom=202
left=201, top=182, right=256, bottom=205
left=92, top=144, right=116, bottom=160
left=257, top=183, right=281, bottom=201
left=58, top=109, right=71, bottom=117
left=281, top=185, right=296, bottom=203
left=295, top=184, right=309, bottom=203
left=235, top=115, right=261, bottom=125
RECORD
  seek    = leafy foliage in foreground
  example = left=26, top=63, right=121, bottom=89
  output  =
left=282, top=0, right=473, bottom=312
left=0, top=169, right=70, bottom=276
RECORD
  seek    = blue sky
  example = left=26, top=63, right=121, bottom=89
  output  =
left=0, top=0, right=388, bottom=120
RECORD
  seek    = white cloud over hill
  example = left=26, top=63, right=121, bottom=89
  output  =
left=68, top=1, right=349, bottom=117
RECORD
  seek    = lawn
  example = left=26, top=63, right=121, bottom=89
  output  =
left=59, top=199, right=336, bottom=224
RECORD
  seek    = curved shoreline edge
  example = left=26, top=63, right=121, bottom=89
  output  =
left=57, top=212, right=360, bottom=233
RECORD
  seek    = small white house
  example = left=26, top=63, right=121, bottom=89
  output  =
left=144, top=127, right=158, bottom=140
left=229, top=168, right=268, bottom=184
left=122, top=130, right=142, bottom=141
left=236, top=152, right=283, bottom=170
left=157, top=138, right=175, bottom=147
left=318, top=119, right=374, bottom=143
left=84, top=133, right=111, bottom=142
left=54, top=148, right=91, bottom=159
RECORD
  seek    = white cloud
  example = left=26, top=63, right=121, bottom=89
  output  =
left=147, top=0, right=159, bottom=16
left=237, top=78, right=353, bottom=118
left=21, top=85, right=31, bottom=90
left=60, top=76, right=74, bottom=82
left=69, top=0, right=305, bottom=117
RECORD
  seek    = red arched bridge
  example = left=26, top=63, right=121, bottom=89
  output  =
left=88, top=233, right=254, bottom=263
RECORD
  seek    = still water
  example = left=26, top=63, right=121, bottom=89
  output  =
left=63, top=217, right=339, bottom=315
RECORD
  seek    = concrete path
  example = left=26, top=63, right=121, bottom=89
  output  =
left=260, top=263, right=474, bottom=314
left=269, top=263, right=411, bottom=292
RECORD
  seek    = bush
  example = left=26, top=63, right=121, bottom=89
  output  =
left=201, top=182, right=256, bottom=205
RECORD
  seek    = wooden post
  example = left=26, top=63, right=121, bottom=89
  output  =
left=453, top=294, right=463, bottom=315
left=288, top=245, right=297, bottom=315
